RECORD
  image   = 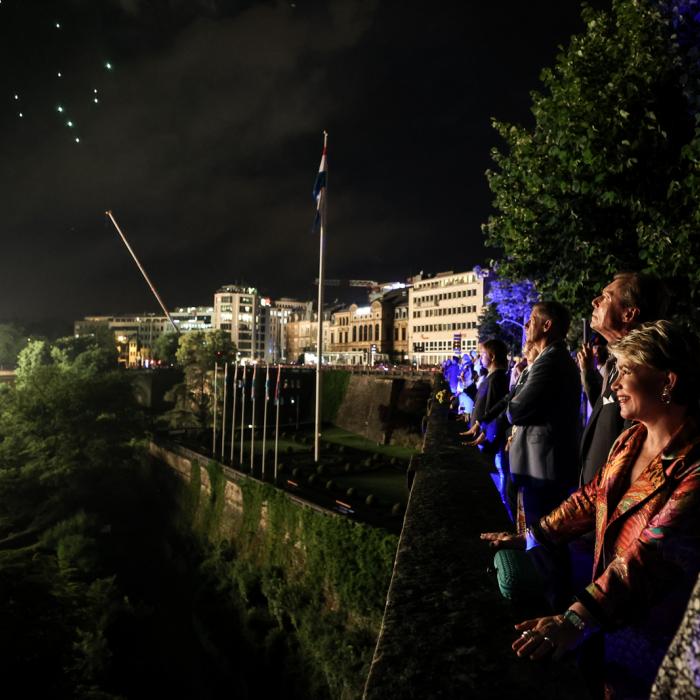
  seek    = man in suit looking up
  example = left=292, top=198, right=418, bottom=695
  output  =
left=508, top=301, right=581, bottom=526
left=577, top=272, right=668, bottom=486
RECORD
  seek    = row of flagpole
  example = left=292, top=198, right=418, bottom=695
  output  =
left=107, top=132, right=330, bottom=467
left=211, top=362, right=284, bottom=481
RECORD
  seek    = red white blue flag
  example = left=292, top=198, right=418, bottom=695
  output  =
left=312, top=131, right=327, bottom=232
left=274, top=364, right=282, bottom=405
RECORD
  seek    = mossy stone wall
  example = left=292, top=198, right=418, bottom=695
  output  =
left=150, top=441, right=398, bottom=699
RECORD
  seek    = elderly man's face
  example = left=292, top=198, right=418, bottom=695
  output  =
left=590, top=278, right=629, bottom=340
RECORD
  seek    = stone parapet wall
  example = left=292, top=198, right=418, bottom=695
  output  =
left=363, top=400, right=587, bottom=699
left=333, top=374, right=434, bottom=447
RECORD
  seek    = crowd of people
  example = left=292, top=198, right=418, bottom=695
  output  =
left=440, top=272, right=700, bottom=699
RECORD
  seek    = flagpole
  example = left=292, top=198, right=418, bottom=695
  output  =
left=274, top=363, right=281, bottom=482
left=250, top=363, right=257, bottom=473
left=239, top=365, right=246, bottom=466
left=262, top=363, right=269, bottom=480
left=230, top=362, right=239, bottom=463
left=220, top=361, right=228, bottom=459
left=314, top=130, right=328, bottom=464
left=212, top=362, right=219, bottom=456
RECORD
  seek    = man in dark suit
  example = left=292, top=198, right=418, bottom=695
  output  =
left=508, top=301, right=581, bottom=526
left=571, top=272, right=668, bottom=595
left=577, top=272, right=668, bottom=486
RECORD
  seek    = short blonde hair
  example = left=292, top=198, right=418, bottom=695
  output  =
left=609, top=320, right=700, bottom=405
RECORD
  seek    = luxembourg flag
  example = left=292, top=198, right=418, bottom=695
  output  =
left=274, top=364, right=282, bottom=405
left=312, top=131, right=328, bottom=232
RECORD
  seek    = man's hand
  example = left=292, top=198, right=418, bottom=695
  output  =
left=462, top=430, right=486, bottom=447
left=576, top=343, right=594, bottom=372
left=480, top=531, right=526, bottom=550
left=459, top=420, right=480, bottom=438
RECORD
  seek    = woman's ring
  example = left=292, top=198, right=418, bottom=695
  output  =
left=521, top=630, right=534, bottom=639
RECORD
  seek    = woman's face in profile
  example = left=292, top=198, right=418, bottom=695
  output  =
left=611, top=359, right=667, bottom=422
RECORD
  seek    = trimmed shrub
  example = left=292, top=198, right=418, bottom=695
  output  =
left=365, top=494, right=375, bottom=507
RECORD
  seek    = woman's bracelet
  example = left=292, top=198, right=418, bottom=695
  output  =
left=563, top=608, right=600, bottom=640
left=563, top=609, right=587, bottom=632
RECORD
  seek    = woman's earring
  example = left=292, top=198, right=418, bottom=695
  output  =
left=661, top=385, right=672, bottom=406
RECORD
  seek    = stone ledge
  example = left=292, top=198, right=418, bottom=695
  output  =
left=363, top=401, right=588, bottom=700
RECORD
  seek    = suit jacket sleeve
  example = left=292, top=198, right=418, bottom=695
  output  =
left=582, top=366, right=603, bottom=405
left=480, top=370, right=510, bottom=423
left=507, top=351, right=557, bottom=425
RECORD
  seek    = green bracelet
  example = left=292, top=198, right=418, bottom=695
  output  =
left=563, top=609, right=587, bottom=632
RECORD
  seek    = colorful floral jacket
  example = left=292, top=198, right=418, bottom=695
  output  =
left=533, top=419, right=700, bottom=631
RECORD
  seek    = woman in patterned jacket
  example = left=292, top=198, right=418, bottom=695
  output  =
left=481, top=320, right=700, bottom=698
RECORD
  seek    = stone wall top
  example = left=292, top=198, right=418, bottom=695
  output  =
left=363, top=400, right=587, bottom=700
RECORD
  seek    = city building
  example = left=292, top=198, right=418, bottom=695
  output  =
left=269, top=298, right=311, bottom=363
left=408, top=269, right=487, bottom=366
left=74, top=313, right=173, bottom=367
left=170, top=306, right=213, bottom=332
left=284, top=304, right=335, bottom=364
left=324, top=283, right=410, bottom=365
left=74, top=306, right=213, bottom=368
left=213, top=285, right=272, bottom=362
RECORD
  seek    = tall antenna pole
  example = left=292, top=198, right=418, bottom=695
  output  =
left=105, top=210, right=179, bottom=334
left=314, top=131, right=328, bottom=464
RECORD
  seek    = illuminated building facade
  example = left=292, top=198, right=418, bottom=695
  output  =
left=269, top=298, right=311, bottom=362
left=170, top=306, right=213, bottom=332
left=74, top=313, right=171, bottom=367
left=74, top=307, right=214, bottom=368
left=408, top=269, right=486, bottom=366
left=213, top=285, right=271, bottom=361
left=326, top=284, right=409, bottom=365
left=283, top=305, right=333, bottom=364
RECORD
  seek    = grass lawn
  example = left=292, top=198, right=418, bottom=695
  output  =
left=320, top=426, right=418, bottom=460
left=334, top=467, right=408, bottom=505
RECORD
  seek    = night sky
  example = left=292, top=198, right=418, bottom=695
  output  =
left=0, top=0, right=609, bottom=326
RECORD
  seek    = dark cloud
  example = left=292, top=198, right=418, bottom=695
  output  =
left=0, top=0, right=609, bottom=324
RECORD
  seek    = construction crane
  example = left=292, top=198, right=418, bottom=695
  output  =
left=314, top=279, right=379, bottom=289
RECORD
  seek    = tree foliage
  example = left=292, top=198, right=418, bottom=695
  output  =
left=163, top=330, right=236, bottom=429
left=479, top=278, right=539, bottom=350
left=0, top=323, right=28, bottom=369
left=152, top=330, right=179, bottom=365
left=484, top=0, right=700, bottom=323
